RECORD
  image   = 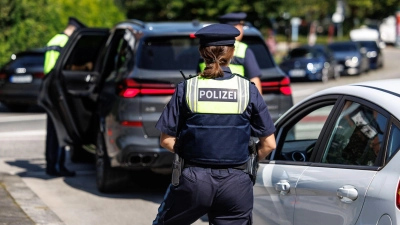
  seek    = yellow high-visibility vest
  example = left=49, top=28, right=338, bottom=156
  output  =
left=44, top=34, right=69, bottom=74
left=186, top=75, right=250, bottom=114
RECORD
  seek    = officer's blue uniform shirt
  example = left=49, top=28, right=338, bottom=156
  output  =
left=155, top=66, right=275, bottom=139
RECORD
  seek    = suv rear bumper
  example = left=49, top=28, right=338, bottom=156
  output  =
left=110, top=145, right=174, bottom=169
left=0, top=82, right=41, bottom=105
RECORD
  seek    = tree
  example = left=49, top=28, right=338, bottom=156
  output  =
left=0, top=0, right=126, bottom=67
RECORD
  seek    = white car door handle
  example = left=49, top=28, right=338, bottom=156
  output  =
left=337, top=185, right=358, bottom=202
left=275, top=180, right=290, bottom=194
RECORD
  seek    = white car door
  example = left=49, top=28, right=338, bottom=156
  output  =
left=293, top=98, right=389, bottom=225
left=253, top=96, right=340, bottom=225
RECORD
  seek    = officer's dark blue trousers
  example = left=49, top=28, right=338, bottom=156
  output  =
left=45, top=115, right=65, bottom=172
left=153, top=167, right=253, bottom=225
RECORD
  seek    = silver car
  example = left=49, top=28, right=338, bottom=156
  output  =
left=254, top=79, right=400, bottom=225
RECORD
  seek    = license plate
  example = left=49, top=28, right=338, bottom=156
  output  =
left=289, top=69, right=306, bottom=77
left=9, top=75, right=33, bottom=83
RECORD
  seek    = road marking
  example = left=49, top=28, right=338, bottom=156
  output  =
left=0, top=130, right=45, bottom=136
left=0, top=114, right=46, bottom=123
left=0, top=130, right=45, bottom=139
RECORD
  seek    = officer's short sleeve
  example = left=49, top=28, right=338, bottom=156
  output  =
left=249, top=84, right=276, bottom=137
left=244, top=48, right=262, bottom=79
left=155, top=82, right=185, bottom=137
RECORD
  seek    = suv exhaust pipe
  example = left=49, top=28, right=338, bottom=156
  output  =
left=128, top=153, right=158, bottom=166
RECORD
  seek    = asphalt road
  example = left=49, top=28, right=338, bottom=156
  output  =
left=0, top=46, right=399, bottom=225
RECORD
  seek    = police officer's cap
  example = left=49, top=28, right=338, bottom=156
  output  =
left=218, top=12, right=247, bottom=25
left=68, top=17, right=86, bottom=29
left=195, top=24, right=240, bottom=47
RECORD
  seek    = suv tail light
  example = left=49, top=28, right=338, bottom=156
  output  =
left=397, top=181, right=400, bottom=209
left=33, top=72, right=45, bottom=79
left=0, top=73, right=6, bottom=79
left=120, top=121, right=143, bottom=127
left=119, top=79, right=176, bottom=98
left=261, top=76, right=292, bottom=95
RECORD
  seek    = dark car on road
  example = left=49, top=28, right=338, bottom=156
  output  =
left=0, top=48, right=45, bottom=111
left=38, top=19, right=293, bottom=192
left=328, top=41, right=370, bottom=76
left=355, top=40, right=384, bottom=69
left=279, top=44, right=340, bottom=82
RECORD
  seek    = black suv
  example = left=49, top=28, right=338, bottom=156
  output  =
left=38, top=19, right=293, bottom=192
left=0, top=48, right=45, bottom=111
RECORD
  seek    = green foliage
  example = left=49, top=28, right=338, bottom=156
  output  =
left=1, top=0, right=398, bottom=67
left=0, top=0, right=125, bottom=67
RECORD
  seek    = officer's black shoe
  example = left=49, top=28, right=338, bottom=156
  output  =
left=46, top=167, right=76, bottom=177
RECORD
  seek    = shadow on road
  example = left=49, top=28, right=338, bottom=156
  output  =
left=5, top=157, right=171, bottom=201
left=5, top=158, right=209, bottom=222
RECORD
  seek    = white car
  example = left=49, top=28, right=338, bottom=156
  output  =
left=254, top=79, right=400, bottom=225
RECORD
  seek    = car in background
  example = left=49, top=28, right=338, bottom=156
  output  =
left=279, top=44, right=339, bottom=82
left=355, top=40, right=384, bottom=69
left=0, top=48, right=45, bottom=111
left=379, top=16, right=396, bottom=45
left=253, top=78, right=400, bottom=225
left=38, top=19, right=293, bottom=192
left=328, top=41, right=370, bottom=76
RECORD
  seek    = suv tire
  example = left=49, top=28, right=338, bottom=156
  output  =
left=96, top=129, right=129, bottom=193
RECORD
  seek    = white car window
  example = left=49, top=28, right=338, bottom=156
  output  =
left=279, top=104, right=335, bottom=162
left=285, top=105, right=334, bottom=141
left=322, top=101, right=387, bottom=166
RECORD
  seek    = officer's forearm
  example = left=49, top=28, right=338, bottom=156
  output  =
left=250, top=77, right=262, bottom=95
left=257, top=134, right=276, bottom=160
left=160, top=132, right=176, bottom=153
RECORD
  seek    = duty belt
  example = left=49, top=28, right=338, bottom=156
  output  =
left=184, top=161, right=247, bottom=170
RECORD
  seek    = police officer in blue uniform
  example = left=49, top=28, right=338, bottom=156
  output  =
left=153, top=24, right=276, bottom=225
left=198, top=12, right=263, bottom=94
left=44, top=17, right=86, bottom=177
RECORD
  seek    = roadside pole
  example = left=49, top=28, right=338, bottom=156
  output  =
left=396, top=9, right=400, bottom=48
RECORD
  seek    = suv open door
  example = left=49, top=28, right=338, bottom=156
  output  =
left=38, top=28, right=109, bottom=162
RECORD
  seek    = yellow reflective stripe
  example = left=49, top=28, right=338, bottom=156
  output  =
left=229, top=64, right=244, bottom=76
left=187, top=78, right=196, bottom=111
left=241, top=77, right=249, bottom=112
left=194, top=77, right=199, bottom=112
left=186, top=78, right=191, bottom=110
left=237, top=76, right=241, bottom=113
left=234, top=41, right=247, bottom=58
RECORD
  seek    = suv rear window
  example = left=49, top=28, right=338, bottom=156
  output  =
left=242, top=36, right=275, bottom=69
left=138, top=35, right=275, bottom=71
left=3, top=53, right=44, bottom=70
left=139, top=36, right=200, bottom=70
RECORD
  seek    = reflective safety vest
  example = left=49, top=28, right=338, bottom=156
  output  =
left=198, top=41, right=247, bottom=76
left=180, top=75, right=252, bottom=165
left=44, top=34, right=69, bottom=74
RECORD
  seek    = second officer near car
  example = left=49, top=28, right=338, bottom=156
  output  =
left=152, top=24, right=276, bottom=225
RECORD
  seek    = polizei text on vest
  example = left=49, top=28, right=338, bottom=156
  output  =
left=198, top=88, right=238, bottom=102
